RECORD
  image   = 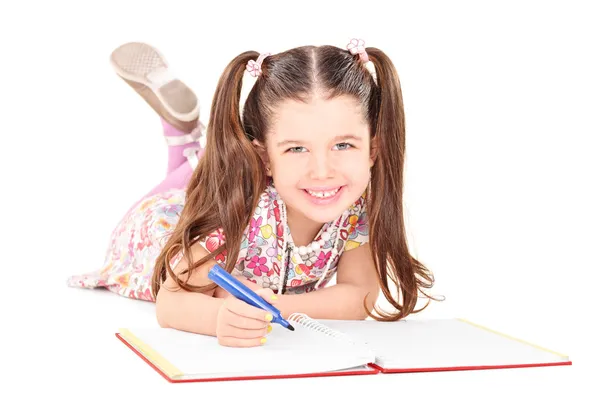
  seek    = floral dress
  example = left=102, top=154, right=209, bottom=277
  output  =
left=67, top=181, right=369, bottom=300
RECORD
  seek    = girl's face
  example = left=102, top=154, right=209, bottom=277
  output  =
left=259, top=95, right=374, bottom=225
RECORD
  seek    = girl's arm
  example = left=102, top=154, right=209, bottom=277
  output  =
left=155, top=243, right=224, bottom=335
left=157, top=242, right=379, bottom=335
left=155, top=243, right=273, bottom=342
left=277, top=244, right=380, bottom=320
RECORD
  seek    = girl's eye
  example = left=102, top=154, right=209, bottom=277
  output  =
left=287, top=146, right=307, bottom=153
left=334, top=142, right=354, bottom=151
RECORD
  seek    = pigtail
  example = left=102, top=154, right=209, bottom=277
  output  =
left=365, top=48, right=437, bottom=321
left=152, top=51, right=267, bottom=297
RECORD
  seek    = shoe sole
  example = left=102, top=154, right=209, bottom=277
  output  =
left=110, top=42, right=199, bottom=123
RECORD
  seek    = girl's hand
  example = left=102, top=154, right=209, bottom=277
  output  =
left=215, top=288, right=278, bottom=347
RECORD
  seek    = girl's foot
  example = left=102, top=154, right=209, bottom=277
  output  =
left=110, top=42, right=200, bottom=133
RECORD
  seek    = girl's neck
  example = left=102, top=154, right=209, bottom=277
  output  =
left=285, top=207, right=323, bottom=247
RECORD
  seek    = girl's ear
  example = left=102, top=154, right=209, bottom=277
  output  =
left=252, top=139, right=272, bottom=176
left=370, top=135, right=379, bottom=167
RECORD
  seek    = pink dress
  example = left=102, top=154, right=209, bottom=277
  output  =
left=67, top=181, right=369, bottom=300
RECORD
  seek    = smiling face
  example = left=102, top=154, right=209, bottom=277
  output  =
left=256, top=94, right=374, bottom=226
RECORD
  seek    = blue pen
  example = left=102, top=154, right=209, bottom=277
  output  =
left=208, top=264, right=295, bottom=332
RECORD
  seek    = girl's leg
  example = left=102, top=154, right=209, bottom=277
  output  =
left=66, top=43, right=208, bottom=300
left=162, top=118, right=205, bottom=175
left=143, top=147, right=204, bottom=198
left=110, top=42, right=205, bottom=174
left=122, top=147, right=204, bottom=217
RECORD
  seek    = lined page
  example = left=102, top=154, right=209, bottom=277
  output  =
left=320, top=318, right=569, bottom=370
left=126, top=322, right=376, bottom=379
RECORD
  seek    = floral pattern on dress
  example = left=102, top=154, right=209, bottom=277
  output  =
left=66, top=190, right=186, bottom=301
left=66, top=181, right=369, bottom=300
left=193, top=182, right=369, bottom=295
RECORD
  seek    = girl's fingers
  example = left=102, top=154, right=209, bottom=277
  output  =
left=225, top=297, right=273, bottom=324
left=254, top=288, right=278, bottom=304
left=222, top=305, right=270, bottom=330
left=219, top=322, right=271, bottom=340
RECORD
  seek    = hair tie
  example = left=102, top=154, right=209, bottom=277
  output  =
left=246, top=53, right=269, bottom=77
left=347, top=38, right=378, bottom=85
left=347, top=38, right=369, bottom=62
left=240, top=52, right=270, bottom=121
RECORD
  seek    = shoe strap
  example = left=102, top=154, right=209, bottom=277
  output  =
left=146, top=67, right=176, bottom=91
left=164, top=122, right=206, bottom=146
left=183, top=147, right=200, bottom=170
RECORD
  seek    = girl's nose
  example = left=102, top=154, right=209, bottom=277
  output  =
left=308, top=153, right=335, bottom=180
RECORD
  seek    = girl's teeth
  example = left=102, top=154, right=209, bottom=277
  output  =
left=307, top=188, right=339, bottom=198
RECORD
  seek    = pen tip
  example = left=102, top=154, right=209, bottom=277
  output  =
left=286, top=324, right=295, bottom=332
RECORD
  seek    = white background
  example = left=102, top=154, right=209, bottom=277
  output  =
left=1, top=0, right=598, bottom=398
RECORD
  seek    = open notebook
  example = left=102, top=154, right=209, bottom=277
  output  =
left=116, top=313, right=571, bottom=383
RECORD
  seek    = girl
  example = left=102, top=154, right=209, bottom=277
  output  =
left=68, top=39, right=436, bottom=347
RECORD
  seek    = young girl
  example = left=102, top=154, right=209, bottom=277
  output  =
left=68, top=39, right=436, bottom=347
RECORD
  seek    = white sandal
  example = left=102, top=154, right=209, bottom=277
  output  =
left=110, top=42, right=200, bottom=129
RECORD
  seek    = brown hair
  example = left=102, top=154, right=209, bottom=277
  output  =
left=152, top=45, right=438, bottom=321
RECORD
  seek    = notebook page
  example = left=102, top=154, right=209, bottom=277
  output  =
left=126, top=322, right=376, bottom=379
left=320, top=318, right=569, bottom=370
